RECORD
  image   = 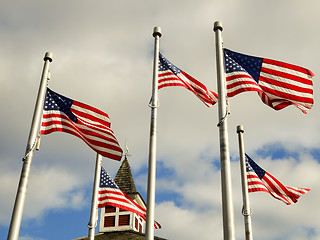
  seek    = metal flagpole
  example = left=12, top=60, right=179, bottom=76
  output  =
left=145, top=26, right=161, bottom=240
left=7, top=52, right=53, bottom=240
left=213, top=21, right=236, bottom=240
left=88, top=153, right=102, bottom=240
left=236, top=125, right=253, bottom=240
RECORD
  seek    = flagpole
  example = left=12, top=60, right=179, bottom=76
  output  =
left=236, top=125, right=253, bottom=240
left=88, top=153, right=102, bottom=240
left=7, top=52, right=52, bottom=240
left=213, top=21, right=235, bottom=240
left=145, top=26, right=161, bottom=240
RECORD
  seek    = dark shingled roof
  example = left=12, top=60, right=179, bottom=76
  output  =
left=114, top=157, right=137, bottom=195
left=74, top=230, right=167, bottom=240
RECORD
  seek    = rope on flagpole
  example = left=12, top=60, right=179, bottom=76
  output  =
left=148, top=98, right=160, bottom=108
left=242, top=206, right=252, bottom=217
left=22, top=136, right=40, bottom=161
left=217, top=99, right=230, bottom=126
left=23, top=67, right=50, bottom=160
left=88, top=221, right=97, bottom=229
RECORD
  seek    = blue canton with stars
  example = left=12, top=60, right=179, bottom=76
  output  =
left=245, top=154, right=266, bottom=179
left=224, top=48, right=263, bottom=83
left=158, top=52, right=182, bottom=75
left=99, top=167, right=120, bottom=189
left=44, top=88, right=78, bottom=123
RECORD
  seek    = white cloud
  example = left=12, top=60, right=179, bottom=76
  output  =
left=148, top=148, right=320, bottom=240
left=1, top=0, right=320, bottom=239
left=155, top=201, right=223, bottom=240
left=0, top=160, right=89, bottom=225
left=19, top=235, right=45, bottom=240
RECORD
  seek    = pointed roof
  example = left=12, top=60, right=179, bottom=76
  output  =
left=114, top=156, right=137, bottom=195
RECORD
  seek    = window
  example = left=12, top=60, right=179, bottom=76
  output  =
left=105, top=206, right=116, bottom=213
left=104, top=216, right=115, bottom=228
left=100, top=205, right=145, bottom=233
left=118, top=214, right=130, bottom=226
left=134, top=215, right=144, bottom=233
left=135, top=217, right=138, bottom=229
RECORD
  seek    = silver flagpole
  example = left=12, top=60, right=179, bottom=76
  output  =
left=236, top=125, right=253, bottom=240
left=88, top=153, right=102, bottom=240
left=7, top=52, right=53, bottom=240
left=145, top=26, right=161, bottom=240
left=213, top=21, right=236, bottom=240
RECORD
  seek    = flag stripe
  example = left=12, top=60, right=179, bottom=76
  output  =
left=260, top=69, right=313, bottom=93
left=158, top=53, right=218, bottom=107
left=40, top=88, right=122, bottom=160
left=158, top=71, right=216, bottom=107
left=98, top=167, right=161, bottom=229
left=226, top=71, right=263, bottom=97
left=224, top=48, right=314, bottom=113
left=41, top=124, right=121, bottom=153
left=245, top=154, right=310, bottom=205
left=42, top=113, right=119, bottom=143
left=41, top=114, right=120, bottom=145
left=258, top=82, right=313, bottom=104
left=262, top=173, right=296, bottom=204
left=98, top=189, right=146, bottom=213
left=263, top=58, right=314, bottom=78
left=257, top=91, right=312, bottom=112
left=259, top=71, right=313, bottom=97
left=41, top=120, right=122, bottom=159
left=71, top=104, right=111, bottom=128
left=98, top=195, right=146, bottom=216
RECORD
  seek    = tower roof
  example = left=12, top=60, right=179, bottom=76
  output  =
left=114, top=157, right=137, bottom=195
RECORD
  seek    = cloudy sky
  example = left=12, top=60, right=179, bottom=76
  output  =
left=1, top=0, right=320, bottom=239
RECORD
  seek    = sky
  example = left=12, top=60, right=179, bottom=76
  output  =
left=1, top=0, right=320, bottom=239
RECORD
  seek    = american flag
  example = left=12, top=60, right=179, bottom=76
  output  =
left=40, top=88, right=123, bottom=161
left=98, top=167, right=161, bottom=229
left=246, top=154, right=310, bottom=205
left=158, top=53, right=218, bottom=107
left=224, top=48, right=314, bottom=113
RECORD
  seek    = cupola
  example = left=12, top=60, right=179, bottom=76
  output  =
left=99, top=156, right=146, bottom=233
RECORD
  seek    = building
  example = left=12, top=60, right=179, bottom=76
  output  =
left=74, top=157, right=166, bottom=240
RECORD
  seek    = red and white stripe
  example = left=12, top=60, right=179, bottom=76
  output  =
left=98, top=187, right=161, bottom=229
left=226, top=70, right=263, bottom=97
left=41, top=101, right=122, bottom=161
left=158, top=70, right=218, bottom=107
left=258, top=59, right=314, bottom=113
left=226, top=56, right=314, bottom=114
left=247, top=170, right=310, bottom=205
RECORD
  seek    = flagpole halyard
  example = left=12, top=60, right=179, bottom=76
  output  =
left=145, top=26, right=161, bottom=240
left=88, top=153, right=102, bottom=240
left=237, top=125, right=253, bottom=240
left=213, top=21, right=236, bottom=240
left=7, top=52, right=52, bottom=240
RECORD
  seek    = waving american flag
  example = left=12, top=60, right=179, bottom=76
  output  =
left=246, top=154, right=310, bottom=205
left=224, top=48, right=314, bottom=113
left=158, top=53, right=218, bottom=107
left=40, top=88, right=122, bottom=161
left=98, top=167, right=161, bottom=229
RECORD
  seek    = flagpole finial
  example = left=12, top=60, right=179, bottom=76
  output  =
left=237, top=125, right=244, bottom=133
left=153, top=26, right=162, bottom=38
left=213, top=21, right=223, bottom=32
left=44, top=52, right=53, bottom=62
